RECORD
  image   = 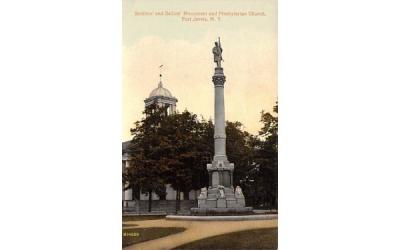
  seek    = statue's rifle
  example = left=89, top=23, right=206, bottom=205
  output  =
left=218, top=37, right=224, bottom=62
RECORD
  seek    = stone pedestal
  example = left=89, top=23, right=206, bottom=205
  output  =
left=206, top=199, right=217, bottom=208
left=217, top=198, right=227, bottom=208
left=237, top=198, right=246, bottom=207
left=198, top=198, right=206, bottom=208
left=226, top=198, right=237, bottom=208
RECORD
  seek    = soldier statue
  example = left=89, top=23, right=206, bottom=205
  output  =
left=212, top=37, right=223, bottom=68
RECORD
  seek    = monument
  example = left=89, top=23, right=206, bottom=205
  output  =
left=191, top=38, right=252, bottom=214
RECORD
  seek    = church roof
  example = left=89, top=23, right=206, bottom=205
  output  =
left=149, top=81, right=174, bottom=98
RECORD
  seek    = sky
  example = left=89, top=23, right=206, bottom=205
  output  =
left=123, top=0, right=277, bottom=141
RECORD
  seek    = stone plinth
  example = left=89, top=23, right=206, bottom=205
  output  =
left=217, top=198, right=227, bottom=208
left=226, top=198, right=237, bottom=208
left=190, top=206, right=253, bottom=215
left=237, top=198, right=246, bottom=207
left=198, top=198, right=206, bottom=208
left=205, top=199, right=217, bottom=208
left=191, top=185, right=248, bottom=214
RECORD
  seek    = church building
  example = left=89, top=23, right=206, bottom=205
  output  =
left=122, top=75, right=198, bottom=212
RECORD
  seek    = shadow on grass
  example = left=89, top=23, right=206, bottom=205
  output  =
left=173, top=227, right=277, bottom=250
left=123, top=227, right=186, bottom=248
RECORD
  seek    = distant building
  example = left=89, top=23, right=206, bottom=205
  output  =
left=145, top=80, right=177, bottom=115
left=122, top=77, right=198, bottom=211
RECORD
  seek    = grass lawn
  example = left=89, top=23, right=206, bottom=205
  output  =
left=173, top=227, right=278, bottom=250
left=122, top=223, right=137, bottom=227
left=122, top=227, right=186, bottom=248
left=122, top=215, right=165, bottom=222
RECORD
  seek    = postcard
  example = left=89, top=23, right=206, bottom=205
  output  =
left=122, top=0, right=277, bottom=249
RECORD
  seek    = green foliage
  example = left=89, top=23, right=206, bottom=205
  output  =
left=224, top=103, right=278, bottom=209
left=127, top=104, right=169, bottom=198
left=124, top=102, right=278, bottom=211
left=225, top=121, right=254, bottom=186
left=254, top=103, right=278, bottom=208
left=125, top=105, right=211, bottom=212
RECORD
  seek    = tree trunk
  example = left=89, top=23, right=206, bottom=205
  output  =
left=254, top=180, right=258, bottom=208
left=184, top=191, right=190, bottom=200
left=148, top=189, right=152, bottom=212
left=175, top=188, right=180, bottom=214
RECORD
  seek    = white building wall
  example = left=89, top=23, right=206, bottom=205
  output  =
left=124, top=188, right=132, bottom=200
left=165, top=184, right=186, bottom=200
left=165, top=184, right=175, bottom=200
left=134, top=184, right=199, bottom=200
left=140, top=191, right=160, bottom=200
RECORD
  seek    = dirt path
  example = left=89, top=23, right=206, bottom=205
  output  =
left=123, top=218, right=278, bottom=250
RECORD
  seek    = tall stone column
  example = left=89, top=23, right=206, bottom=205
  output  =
left=213, top=68, right=227, bottom=161
left=207, top=67, right=234, bottom=188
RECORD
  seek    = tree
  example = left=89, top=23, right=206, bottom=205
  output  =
left=125, top=104, right=169, bottom=212
left=125, top=105, right=212, bottom=214
left=225, top=121, right=253, bottom=185
left=192, top=118, right=214, bottom=190
left=255, top=103, right=278, bottom=209
left=161, top=110, right=209, bottom=213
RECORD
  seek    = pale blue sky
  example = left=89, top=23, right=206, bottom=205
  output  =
left=123, top=0, right=277, bottom=141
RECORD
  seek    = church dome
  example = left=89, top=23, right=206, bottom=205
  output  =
left=149, top=81, right=173, bottom=98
